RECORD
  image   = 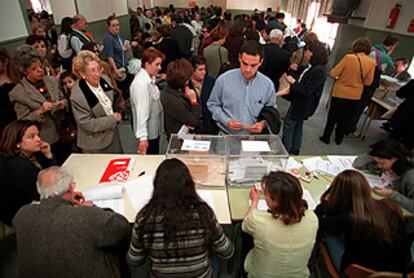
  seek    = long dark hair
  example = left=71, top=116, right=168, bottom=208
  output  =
left=321, top=170, right=404, bottom=247
left=59, top=17, right=73, bottom=35
left=261, top=171, right=307, bottom=225
left=368, top=139, right=414, bottom=176
left=0, top=120, right=41, bottom=157
left=137, top=158, right=216, bottom=250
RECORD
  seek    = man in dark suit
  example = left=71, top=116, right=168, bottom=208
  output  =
left=13, top=166, right=130, bottom=278
left=170, top=14, right=193, bottom=58
left=259, top=29, right=290, bottom=90
left=189, top=56, right=218, bottom=134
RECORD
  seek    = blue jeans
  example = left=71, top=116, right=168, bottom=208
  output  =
left=282, top=107, right=304, bottom=153
left=324, top=235, right=346, bottom=277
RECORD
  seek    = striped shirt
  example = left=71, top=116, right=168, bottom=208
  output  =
left=127, top=212, right=234, bottom=277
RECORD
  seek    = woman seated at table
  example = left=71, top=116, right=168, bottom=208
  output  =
left=314, top=170, right=409, bottom=273
left=0, top=120, right=56, bottom=227
left=242, top=171, right=318, bottom=277
left=353, top=138, right=414, bottom=213
left=70, top=50, right=123, bottom=153
left=127, top=158, right=234, bottom=277
left=161, top=59, right=201, bottom=139
left=10, top=45, right=69, bottom=164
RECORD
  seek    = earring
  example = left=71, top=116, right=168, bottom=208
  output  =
left=17, top=144, right=20, bottom=149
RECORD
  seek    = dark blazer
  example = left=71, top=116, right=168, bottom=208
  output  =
left=189, top=75, right=218, bottom=134
left=260, top=43, right=290, bottom=90
left=390, top=80, right=414, bottom=149
left=13, top=196, right=130, bottom=278
left=170, top=25, right=193, bottom=58
left=161, top=85, right=201, bottom=139
left=0, top=153, right=56, bottom=226
left=314, top=202, right=409, bottom=272
left=287, top=65, right=327, bottom=121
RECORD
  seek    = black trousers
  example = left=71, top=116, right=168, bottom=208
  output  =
left=322, top=97, right=359, bottom=141
left=51, top=140, right=72, bottom=165
left=147, top=137, right=160, bottom=155
left=346, top=86, right=376, bottom=134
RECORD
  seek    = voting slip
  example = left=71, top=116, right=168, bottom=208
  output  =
left=83, top=184, right=123, bottom=200
left=181, top=139, right=211, bottom=152
left=241, top=140, right=271, bottom=152
left=99, top=157, right=134, bottom=183
left=84, top=184, right=125, bottom=214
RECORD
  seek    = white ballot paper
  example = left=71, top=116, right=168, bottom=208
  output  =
left=181, top=139, right=211, bottom=152
left=83, top=184, right=124, bottom=214
left=84, top=184, right=123, bottom=200
left=326, top=156, right=357, bottom=171
left=124, top=176, right=154, bottom=213
left=285, top=157, right=302, bottom=170
left=93, top=199, right=124, bottom=215
left=197, top=190, right=215, bottom=210
left=241, top=140, right=271, bottom=152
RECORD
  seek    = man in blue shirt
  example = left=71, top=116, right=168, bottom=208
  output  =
left=207, top=40, right=276, bottom=134
left=103, top=16, right=130, bottom=81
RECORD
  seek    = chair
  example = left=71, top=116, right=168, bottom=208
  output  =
left=345, top=263, right=403, bottom=278
left=315, top=241, right=341, bottom=278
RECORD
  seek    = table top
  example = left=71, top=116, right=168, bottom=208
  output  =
left=227, top=156, right=333, bottom=221
left=63, top=154, right=232, bottom=224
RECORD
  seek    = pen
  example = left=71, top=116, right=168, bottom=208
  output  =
left=138, top=171, right=145, bottom=177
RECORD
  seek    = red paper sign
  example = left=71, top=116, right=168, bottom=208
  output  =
left=407, top=19, right=414, bottom=33
left=99, top=158, right=133, bottom=183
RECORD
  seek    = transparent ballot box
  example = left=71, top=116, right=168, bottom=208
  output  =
left=166, top=134, right=226, bottom=188
left=224, top=134, right=288, bottom=187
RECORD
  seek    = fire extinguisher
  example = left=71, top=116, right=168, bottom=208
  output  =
left=386, top=3, right=401, bottom=29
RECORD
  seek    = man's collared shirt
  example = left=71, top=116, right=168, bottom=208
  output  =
left=207, top=68, right=276, bottom=134
left=103, top=32, right=127, bottom=68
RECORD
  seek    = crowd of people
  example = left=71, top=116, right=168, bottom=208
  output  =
left=0, top=4, right=413, bottom=278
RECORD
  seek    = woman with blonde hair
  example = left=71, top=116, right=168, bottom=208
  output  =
left=70, top=50, right=123, bottom=153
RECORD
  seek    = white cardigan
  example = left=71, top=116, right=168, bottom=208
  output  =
left=130, top=69, right=163, bottom=140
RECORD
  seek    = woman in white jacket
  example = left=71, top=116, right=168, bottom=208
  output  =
left=130, top=48, right=165, bottom=155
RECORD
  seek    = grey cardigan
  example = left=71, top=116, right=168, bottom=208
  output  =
left=353, top=153, right=414, bottom=212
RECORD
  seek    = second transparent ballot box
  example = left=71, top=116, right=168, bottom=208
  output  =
left=224, top=134, right=289, bottom=187
left=166, top=134, right=226, bottom=188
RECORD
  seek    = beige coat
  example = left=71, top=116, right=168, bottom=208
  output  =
left=70, top=77, right=118, bottom=151
left=330, top=53, right=376, bottom=100
left=10, top=76, right=65, bottom=144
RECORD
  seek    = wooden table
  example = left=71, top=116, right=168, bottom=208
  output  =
left=63, top=154, right=232, bottom=224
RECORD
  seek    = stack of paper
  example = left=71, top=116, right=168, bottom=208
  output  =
left=302, top=156, right=357, bottom=176
left=83, top=184, right=124, bottom=214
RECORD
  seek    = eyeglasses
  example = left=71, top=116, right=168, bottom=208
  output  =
left=85, top=66, right=103, bottom=75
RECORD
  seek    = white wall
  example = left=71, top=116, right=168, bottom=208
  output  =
left=226, top=0, right=280, bottom=11
left=76, top=0, right=128, bottom=22
left=0, top=0, right=28, bottom=41
left=364, top=0, right=414, bottom=36
left=49, top=0, right=77, bottom=24
left=155, top=0, right=212, bottom=8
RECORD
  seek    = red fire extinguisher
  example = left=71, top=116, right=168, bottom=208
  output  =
left=386, top=3, right=401, bottom=29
